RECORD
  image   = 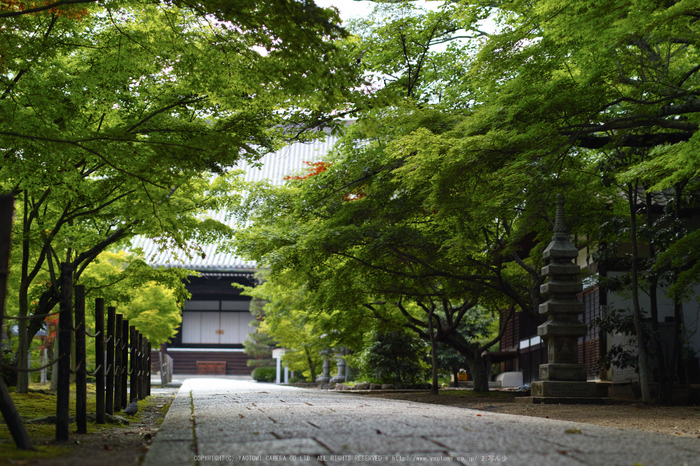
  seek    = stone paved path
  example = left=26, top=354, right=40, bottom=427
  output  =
left=143, top=379, right=700, bottom=466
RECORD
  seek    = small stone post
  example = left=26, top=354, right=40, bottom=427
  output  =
left=531, top=195, right=597, bottom=399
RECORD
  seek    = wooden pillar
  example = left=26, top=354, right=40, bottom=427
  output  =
left=95, top=298, right=105, bottom=424
left=105, top=306, right=115, bottom=416
left=130, top=327, right=137, bottom=403
left=121, top=320, right=129, bottom=408
left=138, top=333, right=146, bottom=400
left=56, top=263, right=73, bottom=442
left=113, top=313, right=122, bottom=411
left=74, top=285, right=87, bottom=434
left=147, top=341, right=152, bottom=397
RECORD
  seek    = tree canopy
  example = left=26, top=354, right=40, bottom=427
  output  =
left=1, top=0, right=362, bottom=391
left=233, top=0, right=700, bottom=398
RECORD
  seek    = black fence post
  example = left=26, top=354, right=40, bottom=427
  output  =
left=130, top=326, right=137, bottom=403
left=56, top=263, right=73, bottom=442
left=105, top=306, right=115, bottom=416
left=114, top=313, right=122, bottom=411
left=95, top=298, right=105, bottom=424
left=142, top=337, right=148, bottom=399
left=74, top=285, right=87, bottom=434
left=137, top=333, right=144, bottom=400
left=121, top=319, right=129, bottom=409
left=147, top=341, right=152, bottom=397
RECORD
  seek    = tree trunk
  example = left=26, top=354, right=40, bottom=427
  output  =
left=427, top=307, right=439, bottom=395
left=672, top=299, right=687, bottom=385
left=16, top=194, right=32, bottom=394
left=672, top=182, right=688, bottom=388
left=433, top=331, right=490, bottom=392
left=305, top=348, right=316, bottom=382
left=467, top=349, right=489, bottom=392
left=629, top=182, right=651, bottom=402
left=646, top=191, right=669, bottom=402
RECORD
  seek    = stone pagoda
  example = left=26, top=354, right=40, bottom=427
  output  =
left=530, top=195, right=598, bottom=400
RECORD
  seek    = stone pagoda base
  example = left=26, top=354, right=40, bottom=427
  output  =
left=516, top=396, right=609, bottom=405
left=531, top=380, right=598, bottom=397
left=517, top=380, right=609, bottom=404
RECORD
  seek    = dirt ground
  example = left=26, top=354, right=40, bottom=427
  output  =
left=11, top=392, right=175, bottom=466
left=357, top=391, right=700, bottom=439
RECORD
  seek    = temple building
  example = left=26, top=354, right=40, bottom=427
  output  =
left=137, top=135, right=340, bottom=375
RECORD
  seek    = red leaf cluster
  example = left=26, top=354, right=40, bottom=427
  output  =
left=284, top=161, right=331, bottom=181
left=38, top=313, right=58, bottom=350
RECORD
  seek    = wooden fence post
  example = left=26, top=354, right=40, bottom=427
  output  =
left=147, top=341, right=152, bottom=397
left=74, top=285, right=87, bottom=434
left=130, top=326, right=137, bottom=403
left=114, top=313, right=122, bottom=411
left=56, top=263, right=73, bottom=442
left=105, top=306, right=115, bottom=416
left=95, top=298, right=105, bottom=424
left=137, top=333, right=144, bottom=400
left=142, top=337, right=148, bottom=398
left=121, top=319, right=129, bottom=409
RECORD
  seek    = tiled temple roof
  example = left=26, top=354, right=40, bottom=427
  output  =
left=132, top=134, right=341, bottom=273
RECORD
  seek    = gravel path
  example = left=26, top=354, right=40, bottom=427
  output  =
left=144, top=379, right=700, bottom=466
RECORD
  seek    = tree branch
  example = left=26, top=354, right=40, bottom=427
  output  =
left=0, top=0, right=95, bottom=19
left=479, top=304, right=515, bottom=353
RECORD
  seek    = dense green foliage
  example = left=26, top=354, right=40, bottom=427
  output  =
left=251, top=366, right=276, bottom=383
left=4, top=0, right=698, bottom=402
left=242, top=297, right=275, bottom=369
left=353, top=330, right=429, bottom=387
left=235, top=0, right=700, bottom=400
left=1, top=0, right=360, bottom=391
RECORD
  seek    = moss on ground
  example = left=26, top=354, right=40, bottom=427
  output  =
left=156, top=400, right=172, bottom=427
left=0, top=383, right=150, bottom=462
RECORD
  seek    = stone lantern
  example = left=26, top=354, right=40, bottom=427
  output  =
left=531, top=195, right=598, bottom=399
left=329, top=353, right=347, bottom=384
left=315, top=349, right=332, bottom=384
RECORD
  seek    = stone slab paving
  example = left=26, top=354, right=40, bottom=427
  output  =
left=143, top=379, right=700, bottom=466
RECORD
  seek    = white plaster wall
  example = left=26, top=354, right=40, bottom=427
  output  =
left=604, top=272, right=700, bottom=381
left=605, top=272, right=700, bottom=327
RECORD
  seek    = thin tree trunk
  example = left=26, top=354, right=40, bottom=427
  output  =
left=427, top=307, right=439, bottom=395
left=671, top=182, right=688, bottom=388
left=16, top=196, right=31, bottom=394
left=0, top=194, right=34, bottom=449
left=305, top=348, right=316, bottom=382
left=672, top=299, right=687, bottom=385
left=646, top=191, right=668, bottom=402
left=629, top=182, right=651, bottom=402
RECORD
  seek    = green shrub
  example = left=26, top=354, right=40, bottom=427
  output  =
left=355, top=330, right=429, bottom=387
left=251, top=366, right=276, bottom=382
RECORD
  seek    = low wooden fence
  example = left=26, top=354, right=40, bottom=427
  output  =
left=56, top=284, right=152, bottom=440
